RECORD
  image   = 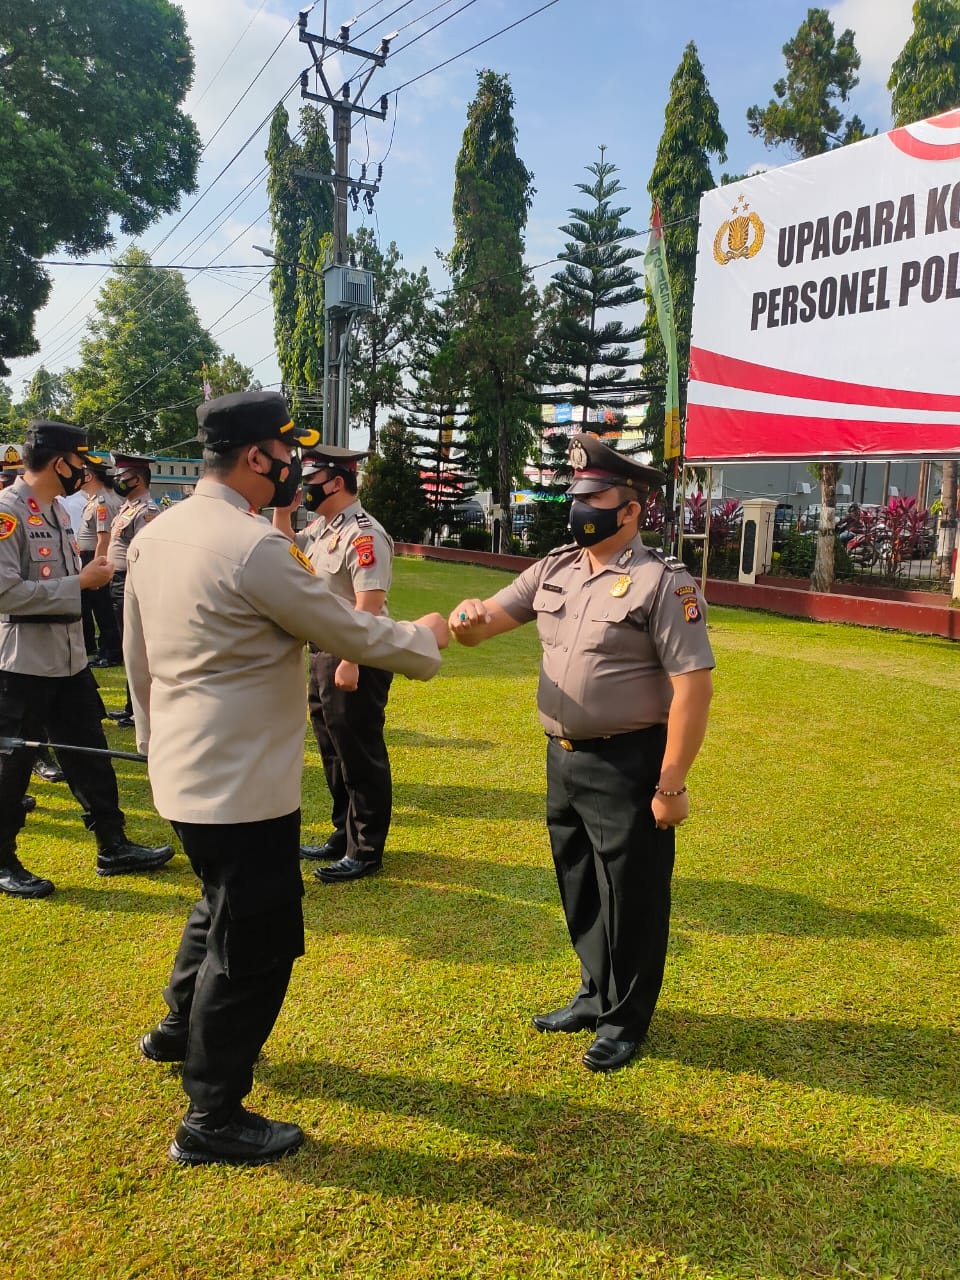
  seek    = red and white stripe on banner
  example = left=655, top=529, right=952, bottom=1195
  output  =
left=686, top=347, right=960, bottom=462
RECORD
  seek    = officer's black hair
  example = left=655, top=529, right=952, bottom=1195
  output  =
left=334, top=466, right=358, bottom=496
left=23, top=444, right=62, bottom=471
left=202, top=440, right=282, bottom=476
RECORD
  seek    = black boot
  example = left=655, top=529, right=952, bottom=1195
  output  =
left=96, top=834, right=175, bottom=877
left=0, top=847, right=54, bottom=899
left=32, top=746, right=65, bottom=784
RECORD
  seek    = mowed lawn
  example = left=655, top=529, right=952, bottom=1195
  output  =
left=2, top=557, right=959, bottom=1280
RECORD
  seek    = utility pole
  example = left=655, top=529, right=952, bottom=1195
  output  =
left=297, top=11, right=390, bottom=446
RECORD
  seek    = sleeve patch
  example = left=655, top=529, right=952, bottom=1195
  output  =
left=0, top=512, right=18, bottom=539
left=290, top=542, right=315, bottom=574
left=353, top=534, right=375, bottom=567
left=683, top=597, right=702, bottom=623
left=97, top=505, right=108, bottom=520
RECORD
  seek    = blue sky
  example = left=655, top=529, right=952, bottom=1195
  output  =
left=6, top=0, right=915, bottom=442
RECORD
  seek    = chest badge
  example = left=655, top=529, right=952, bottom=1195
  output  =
left=38, top=545, right=52, bottom=557
left=27, top=515, right=43, bottom=526
left=27, top=497, right=40, bottom=514
left=327, top=532, right=340, bottom=550
left=610, top=575, right=631, bottom=598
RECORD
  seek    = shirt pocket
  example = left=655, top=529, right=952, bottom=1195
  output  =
left=584, top=595, right=650, bottom=657
left=534, top=590, right=566, bottom=646
left=27, top=539, right=58, bottom=574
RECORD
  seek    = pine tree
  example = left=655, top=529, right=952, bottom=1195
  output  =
left=747, top=9, right=870, bottom=591
left=889, top=0, right=960, bottom=574
left=449, top=70, right=539, bottom=543
left=641, top=42, right=727, bottom=469
left=360, top=417, right=432, bottom=541
left=542, top=147, right=644, bottom=430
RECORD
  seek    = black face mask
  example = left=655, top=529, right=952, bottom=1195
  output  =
left=568, top=497, right=631, bottom=548
left=56, top=458, right=86, bottom=497
left=260, top=450, right=302, bottom=508
left=302, top=479, right=336, bottom=512
left=114, top=475, right=136, bottom=498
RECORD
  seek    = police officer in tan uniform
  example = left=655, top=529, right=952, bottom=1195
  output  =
left=125, top=391, right=448, bottom=1166
left=108, top=454, right=160, bottom=727
left=77, top=450, right=122, bottom=666
left=450, top=434, right=715, bottom=1073
left=0, top=420, right=173, bottom=899
left=274, top=448, right=396, bottom=882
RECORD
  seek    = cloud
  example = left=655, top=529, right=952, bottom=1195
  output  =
left=830, top=0, right=913, bottom=89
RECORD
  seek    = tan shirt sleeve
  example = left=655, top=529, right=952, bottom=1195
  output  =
left=342, top=524, right=392, bottom=595
left=238, top=532, right=441, bottom=681
left=122, top=568, right=151, bottom=755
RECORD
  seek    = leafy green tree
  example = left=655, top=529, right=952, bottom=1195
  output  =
left=66, top=247, right=219, bottom=452
left=450, top=70, right=539, bottom=544
left=349, top=227, right=431, bottom=452
left=747, top=7, right=869, bottom=155
left=265, top=105, right=334, bottom=436
left=542, top=148, right=645, bottom=429
left=889, top=0, right=960, bottom=573
left=360, top=417, right=432, bottom=542
left=747, top=9, right=870, bottom=591
left=0, top=0, right=201, bottom=372
left=641, top=42, right=727, bottom=470
left=25, top=367, right=72, bottom=417
left=198, top=354, right=254, bottom=400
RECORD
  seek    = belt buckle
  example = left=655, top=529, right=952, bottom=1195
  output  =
left=558, top=738, right=574, bottom=752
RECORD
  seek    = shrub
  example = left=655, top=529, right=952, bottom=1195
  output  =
left=460, top=527, right=491, bottom=552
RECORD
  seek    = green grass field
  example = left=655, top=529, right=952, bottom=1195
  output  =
left=2, top=557, right=959, bottom=1280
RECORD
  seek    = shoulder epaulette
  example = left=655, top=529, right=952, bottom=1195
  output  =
left=544, top=541, right=578, bottom=557
left=645, top=546, right=687, bottom=573
left=354, top=510, right=372, bottom=529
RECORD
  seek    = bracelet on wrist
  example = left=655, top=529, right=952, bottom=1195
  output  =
left=656, top=785, right=687, bottom=796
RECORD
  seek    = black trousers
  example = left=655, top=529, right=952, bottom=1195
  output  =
left=109, top=571, right=132, bottom=715
left=0, top=668, right=124, bottom=855
left=163, top=811, right=305, bottom=1121
left=80, top=549, right=121, bottom=661
left=307, top=651, right=392, bottom=862
left=545, top=726, right=675, bottom=1042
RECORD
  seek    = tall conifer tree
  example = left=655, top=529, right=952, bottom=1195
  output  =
left=543, top=148, right=644, bottom=430
left=640, top=42, right=727, bottom=468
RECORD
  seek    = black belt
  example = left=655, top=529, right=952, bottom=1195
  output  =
left=546, top=726, right=657, bottom=752
left=5, top=614, right=81, bottom=625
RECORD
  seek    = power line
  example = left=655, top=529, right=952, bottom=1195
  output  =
left=191, top=0, right=271, bottom=109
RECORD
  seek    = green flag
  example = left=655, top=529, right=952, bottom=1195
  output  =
left=644, top=204, right=681, bottom=460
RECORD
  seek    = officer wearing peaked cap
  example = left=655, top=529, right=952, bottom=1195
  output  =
left=77, top=450, right=122, bottom=666
left=125, top=391, right=448, bottom=1165
left=273, top=445, right=396, bottom=881
left=107, top=452, right=161, bottom=725
left=450, top=433, right=715, bottom=1073
left=0, top=420, right=174, bottom=899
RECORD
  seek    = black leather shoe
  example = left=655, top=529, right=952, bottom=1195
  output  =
left=314, top=855, right=381, bottom=883
left=112, top=714, right=136, bottom=729
left=300, top=838, right=346, bottom=861
left=170, top=1107, right=303, bottom=1166
left=532, top=1006, right=597, bottom=1034
left=32, top=758, right=65, bottom=783
left=0, top=860, right=55, bottom=899
left=22, top=795, right=36, bottom=814
left=582, top=1037, right=640, bottom=1073
left=105, top=710, right=128, bottom=721
left=140, top=1021, right=188, bottom=1062
left=96, top=841, right=174, bottom=876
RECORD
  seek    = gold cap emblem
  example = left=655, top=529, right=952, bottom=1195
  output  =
left=713, top=195, right=765, bottom=266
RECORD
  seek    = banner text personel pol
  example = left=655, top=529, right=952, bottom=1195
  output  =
left=686, top=108, right=960, bottom=463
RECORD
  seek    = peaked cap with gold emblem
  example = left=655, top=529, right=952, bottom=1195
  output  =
left=196, top=391, right=320, bottom=451
left=566, top=433, right=666, bottom=496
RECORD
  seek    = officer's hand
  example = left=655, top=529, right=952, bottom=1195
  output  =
left=415, top=612, right=449, bottom=650
left=79, top=556, right=115, bottom=590
left=334, top=660, right=360, bottom=691
left=652, top=789, right=689, bottom=830
left=448, top=598, right=492, bottom=635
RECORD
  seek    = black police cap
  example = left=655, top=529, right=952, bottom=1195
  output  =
left=196, top=391, right=320, bottom=451
left=301, top=446, right=368, bottom=478
left=566, top=433, right=666, bottom=496
left=25, top=419, right=89, bottom=456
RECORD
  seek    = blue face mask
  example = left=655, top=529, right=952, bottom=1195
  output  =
left=568, top=497, right=630, bottom=547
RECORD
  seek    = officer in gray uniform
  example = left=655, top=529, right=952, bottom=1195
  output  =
left=108, top=454, right=160, bottom=727
left=450, top=434, right=715, bottom=1073
left=274, top=448, right=396, bottom=882
left=77, top=450, right=122, bottom=666
left=0, top=420, right=174, bottom=899
left=125, top=391, right=448, bottom=1166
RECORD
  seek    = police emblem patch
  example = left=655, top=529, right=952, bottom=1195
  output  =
left=28, top=515, right=43, bottom=526
left=38, top=545, right=51, bottom=557
left=40, top=565, right=52, bottom=578
left=683, top=597, right=701, bottom=623
left=289, top=542, right=315, bottom=574
left=610, top=575, right=631, bottom=598
left=0, top=513, right=18, bottom=539
left=354, top=534, right=375, bottom=567
left=674, top=584, right=696, bottom=597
